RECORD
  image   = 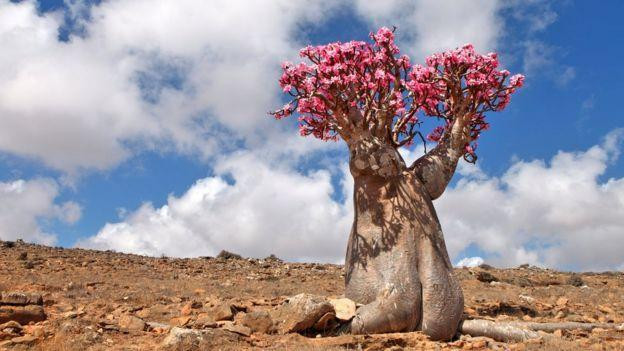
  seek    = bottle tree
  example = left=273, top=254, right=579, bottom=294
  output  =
left=271, top=27, right=523, bottom=340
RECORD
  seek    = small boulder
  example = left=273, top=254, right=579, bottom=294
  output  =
left=118, top=315, right=146, bottom=332
left=271, top=293, right=333, bottom=334
left=10, top=335, right=37, bottom=346
left=146, top=321, right=171, bottom=333
left=474, top=270, right=498, bottom=283
left=217, top=250, right=242, bottom=260
left=0, top=321, right=22, bottom=334
left=161, top=327, right=240, bottom=349
left=241, top=311, right=274, bottom=334
left=0, top=305, right=46, bottom=324
left=220, top=322, right=251, bottom=337
left=170, top=315, right=192, bottom=327
left=161, top=327, right=204, bottom=348
left=206, top=303, right=234, bottom=321
left=0, top=292, right=43, bottom=306
left=193, top=314, right=217, bottom=329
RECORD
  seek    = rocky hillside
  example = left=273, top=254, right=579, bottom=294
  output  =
left=0, top=240, right=623, bottom=350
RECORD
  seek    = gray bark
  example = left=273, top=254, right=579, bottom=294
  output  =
left=461, top=319, right=624, bottom=343
left=344, top=133, right=464, bottom=340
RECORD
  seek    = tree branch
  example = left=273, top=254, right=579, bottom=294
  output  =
left=460, top=319, right=624, bottom=343
left=408, top=114, right=470, bottom=200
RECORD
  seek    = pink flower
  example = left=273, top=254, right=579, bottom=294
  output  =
left=270, top=27, right=524, bottom=149
left=510, top=74, right=525, bottom=87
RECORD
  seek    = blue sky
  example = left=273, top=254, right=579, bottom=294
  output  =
left=1, top=0, right=623, bottom=271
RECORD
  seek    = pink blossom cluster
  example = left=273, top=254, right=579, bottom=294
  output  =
left=271, top=27, right=524, bottom=160
left=417, top=44, right=524, bottom=159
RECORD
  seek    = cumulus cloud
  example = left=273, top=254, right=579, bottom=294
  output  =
left=78, top=150, right=353, bottom=262
left=80, top=130, right=624, bottom=269
left=455, top=256, right=484, bottom=268
left=79, top=129, right=624, bottom=271
left=0, top=0, right=340, bottom=173
left=506, top=0, right=558, bottom=34
left=0, top=0, right=567, bottom=176
left=0, top=178, right=81, bottom=244
left=353, top=0, right=574, bottom=89
left=353, top=0, right=503, bottom=60
left=440, top=129, right=624, bottom=271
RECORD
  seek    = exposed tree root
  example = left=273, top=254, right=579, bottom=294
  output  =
left=460, top=319, right=624, bottom=342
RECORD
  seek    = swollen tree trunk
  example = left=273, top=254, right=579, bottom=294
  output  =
left=344, top=132, right=465, bottom=341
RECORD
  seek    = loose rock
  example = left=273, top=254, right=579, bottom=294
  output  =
left=0, top=321, right=22, bottom=333
left=0, top=292, right=43, bottom=306
left=161, top=327, right=204, bottom=348
left=556, top=297, right=569, bottom=307
left=10, top=335, right=37, bottom=346
left=193, top=314, right=217, bottom=329
left=475, top=270, right=498, bottom=283
left=206, top=302, right=234, bottom=321
left=161, top=327, right=240, bottom=350
left=217, top=250, right=242, bottom=260
left=0, top=305, right=46, bottom=324
left=170, top=316, right=192, bottom=327
left=118, top=315, right=146, bottom=332
left=220, top=322, right=251, bottom=337
left=271, top=293, right=333, bottom=334
left=241, top=311, right=274, bottom=334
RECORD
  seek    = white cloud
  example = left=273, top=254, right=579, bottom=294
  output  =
left=0, top=0, right=340, bottom=173
left=0, top=178, right=81, bottom=244
left=0, top=0, right=567, bottom=176
left=506, top=0, right=558, bottom=34
left=79, top=129, right=624, bottom=271
left=354, top=0, right=503, bottom=60
left=353, top=0, right=573, bottom=88
left=522, top=40, right=555, bottom=73
left=78, top=150, right=353, bottom=262
left=508, top=1, right=576, bottom=88
left=521, top=40, right=575, bottom=86
left=0, top=1, right=146, bottom=171
left=455, top=256, right=484, bottom=268
left=439, top=129, right=624, bottom=271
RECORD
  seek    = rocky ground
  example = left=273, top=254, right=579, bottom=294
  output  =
left=1, top=240, right=623, bottom=350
